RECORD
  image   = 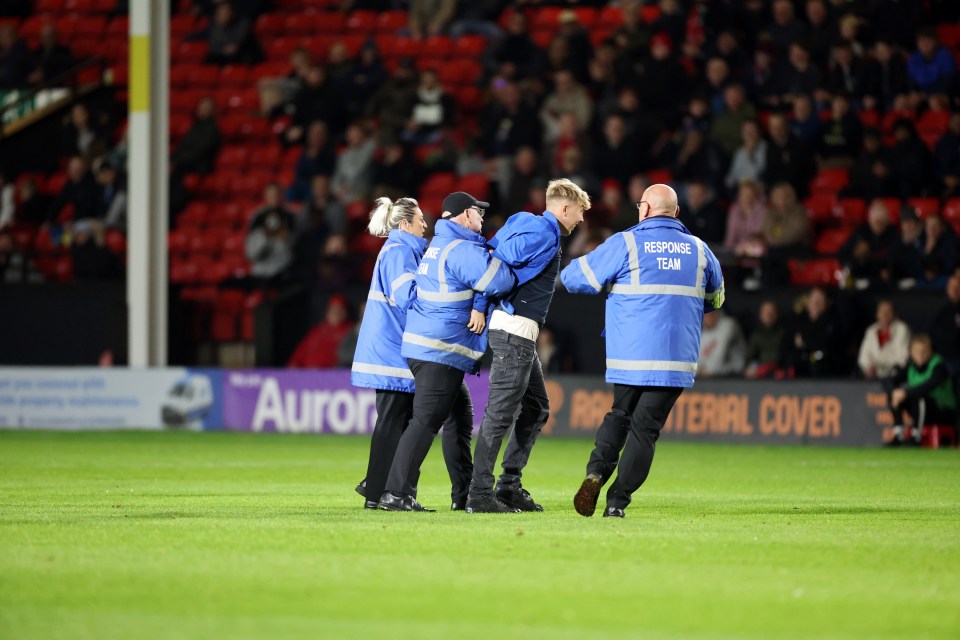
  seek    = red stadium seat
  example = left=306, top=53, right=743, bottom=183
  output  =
left=67, top=16, right=106, bottom=38
left=376, top=11, right=407, bottom=34
left=247, top=144, right=283, bottom=169
left=874, top=197, right=903, bottom=224
left=598, top=6, right=624, bottom=28
left=803, top=194, right=837, bottom=225
left=314, top=12, right=346, bottom=34
left=65, top=0, right=95, bottom=11
left=917, top=109, right=950, bottom=133
left=531, top=7, right=563, bottom=31
left=174, top=41, right=207, bottom=63
left=943, top=198, right=960, bottom=234
left=250, top=61, right=290, bottom=81
left=647, top=169, right=673, bottom=185
left=168, top=229, right=190, bottom=254
left=282, top=13, right=314, bottom=37
left=35, top=0, right=64, bottom=11
left=185, top=65, right=220, bottom=88
left=810, top=168, right=849, bottom=196
left=437, top=59, right=482, bottom=86
left=421, top=172, right=457, bottom=198
left=836, top=198, right=866, bottom=227
left=349, top=232, right=386, bottom=256
left=572, top=7, right=598, bottom=27
left=814, top=227, right=853, bottom=255
left=452, top=35, right=486, bottom=58
left=454, top=86, right=484, bottom=113
left=217, top=146, right=249, bottom=170
left=265, top=38, right=299, bottom=61
left=104, top=228, right=126, bottom=255
left=458, top=173, right=490, bottom=201
left=640, top=5, right=662, bottom=23
left=937, top=24, right=960, bottom=50
left=907, top=197, right=941, bottom=219
left=345, top=10, right=376, bottom=33
left=170, top=15, right=203, bottom=40
left=254, top=13, right=284, bottom=38
left=219, top=65, right=250, bottom=87
left=788, top=258, right=841, bottom=287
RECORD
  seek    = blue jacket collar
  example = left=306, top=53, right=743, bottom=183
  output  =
left=541, top=210, right=562, bottom=237
left=434, top=218, right=486, bottom=244
left=633, top=215, right=693, bottom=235
left=388, top=228, right=428, bottom=256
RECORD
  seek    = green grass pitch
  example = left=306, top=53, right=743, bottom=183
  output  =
left=1, top=430, right=958, bottom=640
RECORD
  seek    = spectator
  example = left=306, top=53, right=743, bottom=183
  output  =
left=907, top=26, right=957, bottom=101
left=776, top=41, right=823, bottom=106
left=763, top=113, right=816, bottom=198
left=371, top=141, right=420, bottom=201
left=13, top=177, right=50, bottom=227
left=681, top=179, right=726, bottom=245
left=205, top=1, right=256, bottom=65
left=724, top=179, right=767, bottom=257
left=245, top=182, right=298, bottom=282
left=63, top=103, right=107, bottom=161
left=858, top=299, right=911, bottom=380
left=0, top=170, right=13, bottom=230
left=536, top=325, right=573, bottom=374
left=549, top=112, right=589, bottom=175
left=597, top=179, right=633, bottom=231
left=847, top=128, right=896, bottom=200
left=789, top=286, right=840, bottom=377
left=637, top=32, right=689, bottom=128
left=935, top=112, right=960, bottom=199
left=336, top=301, right=365, bottom=368
left=789, top=93, right=821, bottom=147
left=882, top=333, right=957, bottom=446
left=287, top=294, right=355, bottom=368
left=762, top=182, right=812, bottom=252
left=744, top=300, right=787, bottom=379
left=566, top=217, right=612, bottom=263
left=890, top=205, right=925, bottom=282
left=768, top=0, right=806, bottom=57
left=929, top=273, right=960, bottom=373
left=284, top=65, right=345, bottom=145
left=555, top=9, right=593, bottom=83
left=48, top=156, right=99, bottom=224
left=365, top=57, right=418, bottom=143
left=287, top=121, right=335, bottom=202
left=485, top=10, right=544, bottom=81
left=709, top=83, right=756, bottom=157
left=725, top=120, right=768, bottom=191
left=94, top=162, right=127, bottom=230
left=816, top=94, right=863, bottom=169
left=540, top=69, right=593, bottom=142
left=342, top=42, right=387, bottom=116
left=918, top=213, right=959, bottom=288
left=28, top=23, right=73, bottom=84
left=71, top=219, right=120, bottom=281
left=324, top=41, right=352, bottom=85
left=889, top=118, right=933, bottom=198
left=592, top=114, right=635, bottom=188
left=745, top=40, right=779, bottom=109
left=0, top=229, right=42, bottom=283
left=408, top=0, right=456, bottom=41
left=698, top=310, right=746, bottom=378
left=863, top=39, right=910, bottom=112
left=586, top=40, right=619, bottom=107
left=504, top=146, right=540, bottom=214
left=804, top=0, right=835, bottom=70
left=480, top=79, right=542, bottom=158
left=680, top=95, right=711, bottom=137
left=701, top=57, right=731, bottom=115
left=827, top=40, right=869, bottom=101
left=400, top=68, right=454, bottom=147
left=331, top=122, right=376, bottom=203
left=663, top=129, right=726, bottom=194
left=0, top=23, right=31, bottom=89
left=557, top=146, right=600, bottom=199
left=257, top=46, right=311, bottom=116
left=838, top=199, right=899, bottom=289
left=447, top=0, right=505, bottom=40
left=170, top=96, right=220, bottom=176
left=705, top=29, right=749, bottom=81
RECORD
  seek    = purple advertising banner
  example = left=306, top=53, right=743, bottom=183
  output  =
left=222, top=369, right=490, bottom=434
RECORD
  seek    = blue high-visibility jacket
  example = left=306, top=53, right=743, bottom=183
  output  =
left=351, top=228, right=427, bottom=393
left=401, top=219, right=516, bottom=374
left=488, top=209, right=562, bottom=315
left=561, top=216, right=725, bottom=388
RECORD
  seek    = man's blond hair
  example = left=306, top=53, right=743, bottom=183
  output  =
left=546, top=178, right=591, bottom=210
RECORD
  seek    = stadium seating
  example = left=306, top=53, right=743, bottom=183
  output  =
left=920, top=424, right=957, bottom=449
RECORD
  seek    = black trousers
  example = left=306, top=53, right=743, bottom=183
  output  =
left=384, top=359, right=474, bottom=501
left=364, top=389, right=474, bottom=504
left=585, top=384, right=683, bottom=510
left=887, top=392, right=957, bottom=432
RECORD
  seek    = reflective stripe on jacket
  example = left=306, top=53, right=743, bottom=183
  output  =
left=401, top=219, right=516, bottom=373
left=351, top=228, right=427, bottom=392
left=561, top=216, right=725, bottom=388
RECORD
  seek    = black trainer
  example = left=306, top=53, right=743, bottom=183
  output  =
left=355, top=479, right=367, bottom=497
left=496, top=486, right=543, bottom=512
left=451, top=502, right=465, bottom=511
left=603, top=507, right=625, bottom=518
left=573, top=474, right=602, bottom=517
left=465, top=495, right=521, bottom=513
left=363, top=500, right=378, bottom=510
left=378, top=492, right=435, bottom=512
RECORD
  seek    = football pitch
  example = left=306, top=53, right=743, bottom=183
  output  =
left=0, top=431, right=958, bottom=639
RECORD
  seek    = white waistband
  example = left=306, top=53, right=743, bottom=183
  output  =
left=489, top=309, right=540, bottom=342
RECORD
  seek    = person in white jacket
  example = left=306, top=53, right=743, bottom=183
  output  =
left=698, top=309, right=746, bottom=377
left=857, top=300, right=910, bottom=380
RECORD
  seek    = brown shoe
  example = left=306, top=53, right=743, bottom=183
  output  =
left=573, top=474, right=602, bottom=517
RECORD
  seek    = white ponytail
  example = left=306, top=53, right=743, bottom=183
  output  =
left=367, top=196, right=421, bottom=237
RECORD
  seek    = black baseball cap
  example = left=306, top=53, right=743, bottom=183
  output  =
left=442, top=191, right=489, bottom=219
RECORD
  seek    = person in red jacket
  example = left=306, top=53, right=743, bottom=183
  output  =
left=287, top=294, right=355, bottom=368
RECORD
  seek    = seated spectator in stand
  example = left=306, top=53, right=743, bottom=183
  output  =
left=48, top=156, right=99, bottom=224
left=804, top=0, right=835, bottom=69
left=284, top=66, right=344, bottom=146
left=400, top=68, right=454, bottom=147
left=503, top=146, right=539, bottom=215
left=863, top=39, right=910, bottom=112
left=596, top=179, right=633, bottom=231
left=336, top=301, right=364, bottom=368
left=28, top=23, right=73, bottom=84
left=768, top=0, right=806, bottom=57
left=484, top=10, right=544, bottom=81
left=745, top=39, right=780, bottom=109
left=681, top=95, right=712, bottom=137
left=557, top=146, right=600, bottom=200
left=725, top=120, right=768, bottom=192
left=763, top=113, right=815, bottom=199
left=0, top=23, right=31, bottom=89
left=827, top=40, right=868, bottom=101
left=447, top=0, right=504, bottom=39
left=611, top=1, right=649, bottom=64
left=775, top=41, right=823, bottom=107
left=549, top=112, right=589, bottom=175
left=650, top=0, right=687, bottom=55
left=300, top=174, right=345, bottom=241
left=324, top=40, right=352, bottom=86
left=205, top=1, right=256, bottom=65
left=846, top=128, right=896, bottom=200
left=705, top=29, right=749, bottom=83
left=365, top=57, right=418, bottom=145
left=929, top=273, right=960, bottom=373
left=0, top=229, right=42, bottom=283
left=480, top=79, right=542, bottom=159
left=889, top=118, right=934, bottom=198
left=882, top=333, right=957, bottom=446
left=907, top=27, right=957, bottom=103
left=371, top=141, right=420, bottom=201
left=288, top=294, right=355, bottom=368
left=681, top=179, right=725, bottom=245
left=838, top=199, right=899, bottom=289
left=698, top=309, right=746, bottom=378
left=662, top=128, right=726, bottom=196
left=592, top=114, right=635, bottom=188
left=71, top=219, right=121, bottom=281
left=408, top=0, right=456, bottom=41
left=565, top=217, right=612, bottom=264
left=858, top=299, right=911, bottom=380
left=760, top=182, right=812, bottom=284
left=935, top=112, right=960, bottom=199
left=286, top=121, right=335, bottom=202
left=556, top=9, right=594, bottom=83
left=816, top=94, right=863, bottom=169
left=170, top=96, right=220, bottom=176
left=916, top=213, right=959, bottom=289
left=789, top=286, right=840, bottom=377
left=94, top=162, right=127, bottom=230
left=331, top=122, right=376, bottom=203
left=342, top=42, right=386, bottom=116
left=890, top=205, right=924, bottom=282
left=744, top=300, right=787, bottom=379
left=789, top=94, right=821, bottom=147
left=709, top=83, right=756, bottom=158
left=0, top=171, right=13, bottom=230
left=13, top=177, right=50, bottom=227
left=724, top=179, right=767, bottom=258
left=635, top=32, right=689, bottom=129
left=257, top=46, right=311, bottom=117
left=540, top=69, right=593, bottom=143
left=245, top=182, right=298, bottom=283
left=63, top=103, right=107, bottom=161
left=701, top=57, right=731, bottom=115
left=537, top=325, right=573, bottom=374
